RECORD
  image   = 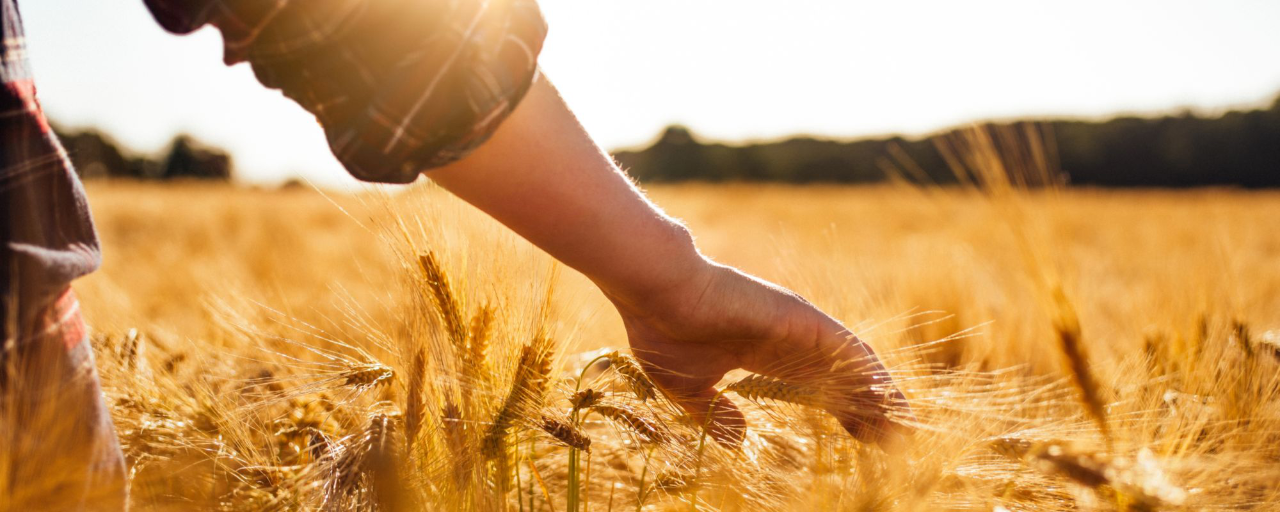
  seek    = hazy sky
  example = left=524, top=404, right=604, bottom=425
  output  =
left=21, top=1, right=1280, bottom=187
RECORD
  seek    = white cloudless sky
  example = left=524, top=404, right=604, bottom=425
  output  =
left=20, top=0, right=1280, bottom=187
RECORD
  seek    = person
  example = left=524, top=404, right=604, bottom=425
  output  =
left=1, top=0, right=909, bottom=508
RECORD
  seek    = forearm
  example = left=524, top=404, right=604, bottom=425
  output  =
left=427, top=74, right=707, bottom=304
left=428, top=73, right=909, bottom=445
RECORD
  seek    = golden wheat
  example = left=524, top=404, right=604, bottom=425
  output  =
left=403, top=348, right=426, bottom=451
left=538, top=413, right=592, bottom=453
left=569, top=388, right=604, bottom=410
left=418, top=252, right=467, bottom=350
left=726, top=373, right=827, bottom=408
left=44, top=179, right=1280, bottom=510
left=605, top=350, right=658, bottom=402
left=340, top=362, right=394, bottom=390
left=483, top=337, right=554, bottom=459
left=467, top=304, right=494, bottom=370
left=589, top=403, right=667, bottom=444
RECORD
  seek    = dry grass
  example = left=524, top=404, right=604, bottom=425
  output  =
left=35, top=173, right=1280, bottom=510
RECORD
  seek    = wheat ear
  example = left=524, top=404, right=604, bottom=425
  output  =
left=726, top=373, right=826, bottom=408
left=570, top=388, right=605, bottom=410
left=483, top=337, right=555, bottom=458
left=539, top=413, right=592, bottom=453
left=342, top=362, right=394, bottom=390
left=403, top=349, right=426, bottom=451
left=591, top=403, right=667, bottom=444
left=1050, top=287, right=1110, bottom=447
left=418, top=252, right=467, bottom=350
left=324, top=414, right=404, bottom=511
left=468, top=304, right=495, bottom=371
left=606, top=351, right=658, bottom=402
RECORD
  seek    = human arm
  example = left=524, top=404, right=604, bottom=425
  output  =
left=430, top=74, right=910, bottom=443
left=139, top=0, right=908, bottom=443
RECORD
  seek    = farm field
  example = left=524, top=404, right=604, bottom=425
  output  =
left=70, top=181, right=1280, bottom=510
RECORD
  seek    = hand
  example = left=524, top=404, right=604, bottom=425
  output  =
left=606, top=258, right=911, bottom=445
left=427, top=75, right=910, bottom=445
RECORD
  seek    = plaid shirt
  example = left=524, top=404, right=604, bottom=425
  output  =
left=1, top=0, right=545, bottom=346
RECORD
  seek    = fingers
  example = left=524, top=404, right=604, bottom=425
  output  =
left=830, top=379, right=914, bottom=445
left=676, top=386, right=746, bottom=446
left=742, top=312, right=913, bottom=446
left=639, top=358, right=747, bottom=446
left=823, top=336, right=914, bottom=444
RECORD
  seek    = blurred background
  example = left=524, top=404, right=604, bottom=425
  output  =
left=15, top=3, right=1280, bottom=509
left=22, top=0, right=1280, bottom=188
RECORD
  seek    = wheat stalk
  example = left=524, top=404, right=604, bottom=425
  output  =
left=342, top=362, right=394, bottom=390
left=606, top=351, right=658, bottom=402
left=403, top=349, right=426, bottom=451
left=726, top=374, right=827, bottom=408
left=539, top=413, right=592, bottom=453
left=418, top=252, right=467, bottom=350
left=570, top=388, right=604, bottom=410
left=468, top=304, right=495, bottom=370
left=590, top=403, right=667, bottom=444
left=1049, top=287, right=1110, bottom=447
left=483, top=337, right=554, bottom=459
left=323, top=414, right=405, bottom=511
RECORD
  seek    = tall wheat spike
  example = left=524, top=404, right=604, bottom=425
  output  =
left=342, top=362, right=394, bottom=391
left=1050, top=287, right=1110, bottom=447
left=441, top=400, right=464, bottom=449
left=569, top=388, right=604, bottom=410
left=590, top=403, right=667, bottom=444
left=418, top=252, right=467, bottom=350
left=935, top=124, right=1113, bottom=448
left=403, top=349, right=426, bottom=451
left=606, top=351, right=658, bottom=402
left=483, top=336, right=555, bottom=459
left=539, top=413, right=592, bottom=452
left=726, top=374, right=827, bottom=408
left=467, top=305, right=495, bottom=379
left=323, top=414, right=406, bottom=512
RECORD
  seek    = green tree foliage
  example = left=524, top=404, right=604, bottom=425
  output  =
left=615, top=95, right=1280, bottom=187
left=56, top=128, right=232, bottom=181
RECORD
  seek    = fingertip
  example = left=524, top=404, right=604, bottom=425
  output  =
left=833, top=392, right=915, bottom=448
left=680, top=389, right=747, bottom=448
left=708, top=393, right=747, bottom=446
left=838, top=414, right=912, bottom=448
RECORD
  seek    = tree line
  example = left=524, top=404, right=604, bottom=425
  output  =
left=615, top=94, right=1280, bottom=188
left=58, top=128, right=232, bottom=181
left=58, top=92, right=1280, bottom=187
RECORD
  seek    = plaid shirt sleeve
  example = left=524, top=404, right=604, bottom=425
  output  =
left=2, top=0, right=100, bottom=349
left=142, top=0, right=547, bottom=184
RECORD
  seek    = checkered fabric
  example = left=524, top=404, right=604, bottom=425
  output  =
left=3, top=1, right=544, bottom=507
left=1, top=0, right=101, bottom=348
left=3, top=0, right=547, bottom=341
left=145, top=0, right=547, bottom=183
left=3, top=3, right=125, bottom=507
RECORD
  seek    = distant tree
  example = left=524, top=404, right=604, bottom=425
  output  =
left=56, top=129, right=137, bottom=179
left=614, top=91, right=1280, bottom=188
left=160, top=135, right=232, bottom=180
left=54, top=128, right=233, bottom=181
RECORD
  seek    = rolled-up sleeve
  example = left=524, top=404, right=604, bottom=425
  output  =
left=143, top=0, right=547, bottom=183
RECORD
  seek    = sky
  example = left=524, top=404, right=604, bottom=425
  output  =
left=20, top=0, right=1280, bottom=187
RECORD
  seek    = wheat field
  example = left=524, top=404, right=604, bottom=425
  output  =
left=53, top=179, right=1280, bottom=510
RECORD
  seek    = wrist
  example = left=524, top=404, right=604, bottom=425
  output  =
left=596, top=221, right=715, bottom=318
